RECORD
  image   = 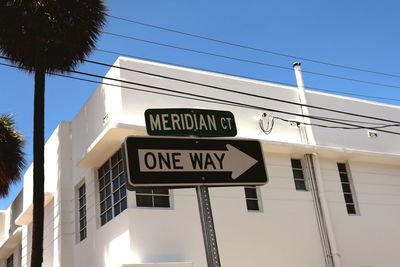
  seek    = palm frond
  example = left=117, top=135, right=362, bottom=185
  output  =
left=0, top=114, right=25, bottom=197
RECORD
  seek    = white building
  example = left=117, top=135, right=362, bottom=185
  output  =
left=1, top=57, right=400, bottom=267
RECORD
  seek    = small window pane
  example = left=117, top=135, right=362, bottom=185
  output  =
left=292, top=169, right=304, bottom=179
left=154, top=196, right=170, bottom=207
left=121, top=198, right=127, bottom=211
left=100, top=189, right=105, bottom=201
left=346, top=204, right=356, bottom=214
left=340, top=173, right=349, bottom=183
left=337, top=163, right=347, bottom=173
left=101, top=214, right=106, bottom=225
left=100, top=201, right=106, bottom=213
left=121, top=188, right=126, bottom=198
left=118, top=162, right=124, bottom=174
left=79, top=208, right=86, bottom=218
left=114, top=204, right=121, bottom=216
left=119, top=174, right=126, bottom=185
left=137, top=195, right=153, bottom=207
left=80, top=218, right=86, bottom=229
left=245, top=187, right=257, bottom=199
left=112, top=166, right=118, bottom=177
left=246, top=199, right=259, bottom=211
left=106, top=210, right=113, bottom=221
left=155, top=188, right=169, bottom=195
left=114, top=191, right=120, bottom=202
left=105, top=185, right=111, bottom=195
left=295, top=180, right=306, bottom=191
left=79, top=197, right=84, bottom=207
left=344, top=193, right=354, bottom=204
left=104, top=173, right=110, bottom=184
left=341, top=183, right=351, bottom=193
left=113, top=179, right=119, bottom=191
left=99, top=177, right=105, bottom=190
left=291, top=159, right=302, bottom=169
left=80, top=230, right=86, bottom=241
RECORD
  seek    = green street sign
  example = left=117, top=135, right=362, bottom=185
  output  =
left=145, top=108, right=237, bottom=137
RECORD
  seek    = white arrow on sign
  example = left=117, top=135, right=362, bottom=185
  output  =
left=137, top=144, right=258, bottom=179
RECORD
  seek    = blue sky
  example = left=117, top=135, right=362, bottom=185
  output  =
left=1, top=0, right=399, bottom=209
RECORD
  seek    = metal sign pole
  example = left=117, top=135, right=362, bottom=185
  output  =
left=196, top=186, right=221, bottom=267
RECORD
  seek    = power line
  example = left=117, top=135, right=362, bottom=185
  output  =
left=1, top=54, right=399, bottom=128
left=96, top=48, right=400, bottom=104
left=59, top=71, right=400, bottom=135
left=103, top=31, right=400, bottom=90
left=83, top=58, right=400, bottom=125
left=1, top=60, right=399, bottom=135
left=107, top=14, right=400, bottom=79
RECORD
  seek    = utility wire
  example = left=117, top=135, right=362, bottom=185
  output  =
left=96, top=48, right=400, bottom=103
left=1, top=59, right=399, bottom=134
left=54, top=69, right=400, bottom=134
left=83, top=58, right=400, bottom=125
left=274, top=116, right=396, bottom=130
left=103, top=31, right=400, bottom=90
left=107, top=14, right=400, bottom=79
left=1, top=60, right=399, bottom=134
left=1, top=54, right=399, bottom=128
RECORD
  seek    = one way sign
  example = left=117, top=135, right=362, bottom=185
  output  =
left=123, top=137, right=268, bottom=188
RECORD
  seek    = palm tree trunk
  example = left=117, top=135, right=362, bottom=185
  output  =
left=31, top=67, right=45, bottom=267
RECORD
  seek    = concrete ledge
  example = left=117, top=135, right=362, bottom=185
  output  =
left=15, top=192, right=54, bottom=226
left=0, top=227, right=22, bottom=259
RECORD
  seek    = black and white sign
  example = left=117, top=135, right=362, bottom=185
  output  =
left=124, top=136, right=268, bottom=187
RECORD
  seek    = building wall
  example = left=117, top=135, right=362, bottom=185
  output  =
left=306, top=91, right=400, bottom=154
left=320, top=159, right=400, bottom=266
left=2, top=57, right=400, bottom=267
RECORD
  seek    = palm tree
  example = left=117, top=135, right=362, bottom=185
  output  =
left=0, top=114, right=25, bottom=197
left=0, top=1, right=106, bottom=266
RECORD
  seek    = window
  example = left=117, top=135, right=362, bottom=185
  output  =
left=337, top=163, right=359, bottom=215
left=135, top=188, right=170, bottom=208
left=291, top=159, right=307, bottom=191
left=6, top=254, right=13, bottom=267
left=98, top=149, right=127, bottom=226
left=244, top=186, right=261, bottom=211
left=78, top=183, right=87, bottom=241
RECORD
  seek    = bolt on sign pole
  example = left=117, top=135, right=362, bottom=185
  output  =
left=197, top=186, right=221, bottom=267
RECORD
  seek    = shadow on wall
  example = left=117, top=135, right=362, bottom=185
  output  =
left=9, top=191, right=23, bottom=236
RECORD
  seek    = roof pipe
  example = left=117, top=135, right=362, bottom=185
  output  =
left=293, top=62, right=316, bottom=145
left=293, top=62, right=342, bottom=267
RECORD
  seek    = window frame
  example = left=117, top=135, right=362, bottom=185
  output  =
left=244, top=186, right=262, bottom=212
left=337, top=162, right=360, bottom=215
left=290, top=158, right=308, bottom=191
left=135, top=188, right=172, bottom=209
left=77, top=182, right=87, bottom=242
left=98, top=149, right=128, bottom=226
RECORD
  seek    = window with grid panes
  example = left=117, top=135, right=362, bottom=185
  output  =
left=135, top=188, right=170, bottom=208
left=337, top=163, right=358, bottom=215
left=98, top=149, right=127, bottom=226
left=291, top=159, right=307, bottom=191
left=244, top=186, right=261, bottom=211
left=6, top=254, right=13, bottom=267
left=78, top=183, right=87, bottom=241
